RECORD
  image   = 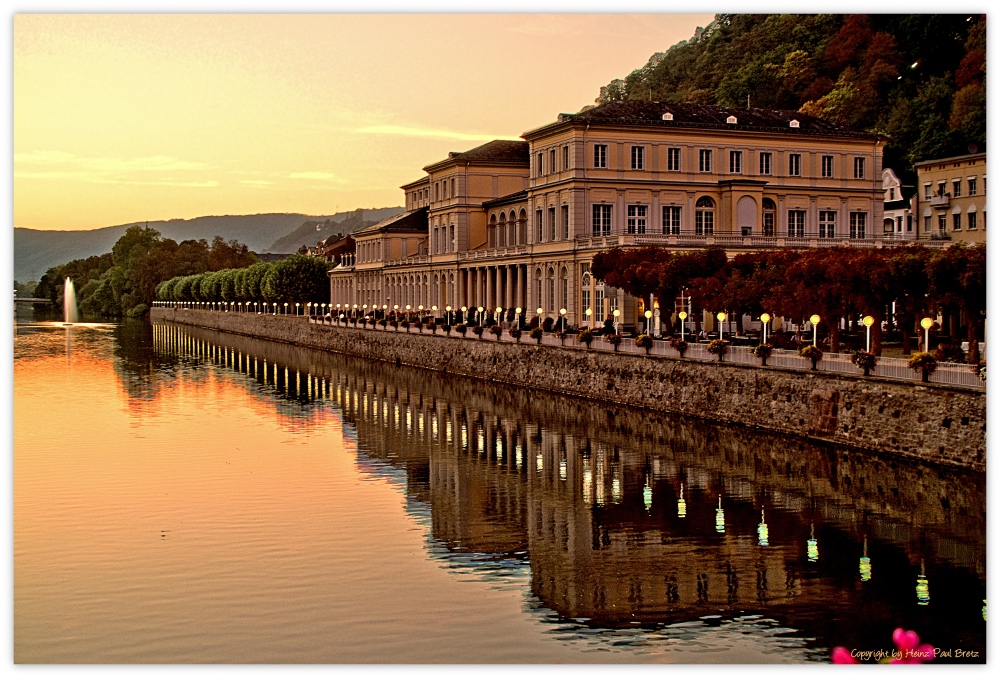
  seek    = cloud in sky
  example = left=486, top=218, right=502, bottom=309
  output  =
left=240, top=179, right=274, bottom=186
left=354, top=125, right=518, bottom=143
left=288, top=171, right=343, bottom=182
left=15, top=151, right=207, bottom=174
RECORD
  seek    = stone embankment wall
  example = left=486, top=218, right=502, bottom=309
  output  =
left=152, top=308, right=986, bottom=471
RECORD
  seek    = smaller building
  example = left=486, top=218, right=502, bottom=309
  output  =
left=881, top=167, right=917, bottom=240
left=915, top=152, right=986, bottom=244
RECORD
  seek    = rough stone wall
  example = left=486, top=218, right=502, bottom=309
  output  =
left=152, top=308, right=986, bottom=470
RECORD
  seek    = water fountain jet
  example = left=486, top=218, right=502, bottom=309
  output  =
left=63, top=277, right=78, bottom=324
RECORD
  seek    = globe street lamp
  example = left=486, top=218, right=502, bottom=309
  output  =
left=585, top=307, right=593, bottom=330
left=920, top=317, right=934, bottom=352
left=644, top=309, right=653, bottom=335
left=679, top=310, right=688, bottom=342
left=284, top=302, right=289, bottom=315
left=559, top=308, right=567, bottom=332
left=495, top=306, right=502, bottom=327
left=716, top=311, right=727, bottom=340
left=461, top=306, right=467, bottom=325
left=863, top=315, right=875, bottom=352
left=446, top=305, right=452, bottom=325
left=515, top=307, right=522, bottom=328
left=760, top=313, right=771, bottom=344
left=613, top=308, right=621, bottom=335
left=477, top=306, right=484, bottom=326
left=809, top=313, right=821, bottom=348
left=536, top=307, right=543, bottom=329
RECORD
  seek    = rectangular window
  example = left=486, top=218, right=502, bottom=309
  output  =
left=854, top=157, right=866, bottom=179
left=953, top=213, right=962, bottom=230
left=535, top=209, right=543, bottom=241
left=631, top=146, right=644, bottom=170
left=667, top=147, right=681, bottom=171
left=897, top=216, right=903, bottom=232
left=952, top=180, right=961, bottom=197
left=938, top=214, right=947, bottom=233
left=550, top=149, right=556, bottom=173
left=759, top=152, right=772, bottom=175
left=821, top=155, right=834, bottom=178
left=626, top=205, right=647, bottom=234
left=548, top=207, right=557, bottom=240
left=907, top=215, right=913, bottom=232
left=593, top=144, right=607, bottom=168
left=923, top=216, right=931, bottom=232
left=968, top=178, right=977, bottom=196
left=788, top=210, right=805, bottom=237
left=592, top=205, right=612, bottom=236
left=561, top=205, right=569, bottom=239
left=662, top=206, right=681, bottom=234
left=435, top=183, right=440, bottom=201
left=729, top=150, right=742, bottom=174
left=788, top=153, right=801, bottom=176
left=819, top=211, right=836, bottom=238
left=969, top=212, right=977, bottom=230
left=850, top=212, right=867, bottom=239
left=695, top=210, right=714, bottom=235
left=563, top=145, right=569, bottom=170
left=699, top=149, right=712, bottom=172
left=937, top=181, right=946, bottom=196
left=762, top=211, right=775, bottom=236
left=537, top=152, right=543, bottom=176
left=449, top=224, right=455, bottom=251
left=924, top=183, right=932, bottom=199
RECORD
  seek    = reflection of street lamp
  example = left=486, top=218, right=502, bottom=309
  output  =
left=810, top=314, right=820, bottom=348
left=679, top=310, right=688, bottom=342
left=644, top=309, right=652, bottom=335
left=863, top=315, right=875, bottom=352
left=760, top=312, right=771, bottom=344
left=920, top=317, right=934, bottom=352
left=716, top=311, right=727, bottom=340
left=613, top=308, right=620, bottom=335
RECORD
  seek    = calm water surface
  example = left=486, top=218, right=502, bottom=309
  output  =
left=13, top=318, right=986, bottom=663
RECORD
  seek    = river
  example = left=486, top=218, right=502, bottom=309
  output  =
left=13, top=318, right=986, bottom=663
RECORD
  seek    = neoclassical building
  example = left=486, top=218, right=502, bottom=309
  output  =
left=329, top=101, right=889, bottom=332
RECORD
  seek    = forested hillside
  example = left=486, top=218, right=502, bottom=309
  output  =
left=598, top=14, right=985, bottom=181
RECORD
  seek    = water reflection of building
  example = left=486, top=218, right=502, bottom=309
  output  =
left=152, top=322, right=986, bottom=653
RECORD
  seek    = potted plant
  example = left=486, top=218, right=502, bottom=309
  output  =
left=378, top=318, right=387, bottom=328
left=400, top=319, right=410, bottom=330
left=555, top=330, right=568, bottom=345
left=530, top=326, right=543, bottom=344
left=669, top=337, right=688, bottom=358
left=975, top=361, right=986, bottom=382
left=907, top=351, right=938, bottom=383
left=577, top=328, right=594, bottom=349
left=753, top=343, right=773, bottom=366
left=455, top=322, right=468, bottom=336
left=389, top=319, right=398, bottom=330
left=472, top=325, right=485, bottom=339
left=707, top=338, right=729, bottom=362
left=605, top=333, right=622, bottom=352
left=413, top=320, right=423, bottom=331
left=635, top=333, right=653, bottom=354
left=489, top=324, right=503, bottom=339
left=509, top=327, right=522, bottom=342
left=800, top=344, right=822, bottom=370
left=851, top=349, right=878, bottom=377
left=442, top=324, right=452, bottom=335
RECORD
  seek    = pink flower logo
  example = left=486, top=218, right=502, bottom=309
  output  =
left=831, top=628, right=935, bottom=664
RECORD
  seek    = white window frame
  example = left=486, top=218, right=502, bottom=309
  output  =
left=592, top=204, right=612, bottom=236
left=759, top=152, right=772, bottom=175
left=850, top=212, right=867, bottom=238
left=788, top=210, right=805, bottom=237
left=631, top=146, right=644, bottom=170
left=729, top=150, right=742, bottom=174
left=819, top=211, right=836, bottom=238
left=699, top=149, right=712, bottom=173
left=821, top=155, right=834, bottom=178
left=788, top=153, right=801, bottom=177
left=626, top=205, right=647, bottom=234
left=667, top=147, right=681, bottom=172
left=853, top=157, right=866, bottom=179
left=662, top=205, right=681, bottom=234
left=593, top=144, right=608, bottom=168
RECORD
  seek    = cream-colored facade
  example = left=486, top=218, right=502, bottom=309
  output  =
left=330, top=101, right=895, bottom=331
left=915, top=152, right=986, bottom=245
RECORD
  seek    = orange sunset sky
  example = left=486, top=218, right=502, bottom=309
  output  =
left=13, top=13, right=715, bottom=232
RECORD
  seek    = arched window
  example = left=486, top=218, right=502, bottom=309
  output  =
left=498, top=213, right=507, bottom=248
left=488, top=214, right=497, bottom=249
left=695, top=196, right=715, bottom=236
left=519, top=209, right=528, bottom=246
left=509, top=210, right=517, bottom=246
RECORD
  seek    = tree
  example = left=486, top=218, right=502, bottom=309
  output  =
left=260, top=255, right=330, bottom=304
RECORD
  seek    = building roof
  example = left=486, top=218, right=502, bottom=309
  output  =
left=352, top=206, right=428, bottom=236
left=913, top=151, right=987, bottom=168
left=522, top=101, right=880, bottom=140
left=482, top=190, right=529, bottom=210
left=400, top=176, right=430, bottom=190
left=423, top=140, right=529, bottom=171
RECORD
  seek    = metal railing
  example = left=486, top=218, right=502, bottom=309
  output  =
left=306, top=316, right=985, bottom=391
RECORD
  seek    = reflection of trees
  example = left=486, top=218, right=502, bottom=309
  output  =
left=153, top=321, right=986, bottom=659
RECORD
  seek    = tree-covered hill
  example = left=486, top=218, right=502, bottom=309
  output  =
left=598, top=14, right=985, bottom=181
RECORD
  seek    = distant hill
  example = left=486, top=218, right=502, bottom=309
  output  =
left=13, top=208, right=403, bottom=281
left=266, top=207, right=404, bottom=253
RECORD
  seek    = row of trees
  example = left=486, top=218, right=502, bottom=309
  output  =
left=36, top=226, right=258, bottom=318
left=599, top=14, right=985, bottom=179
left=156, top=255, right=331, bottom=305
left=590, top=244, right=985, bottom=362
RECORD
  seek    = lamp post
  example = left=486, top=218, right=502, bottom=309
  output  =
left=515, top=307, right=522, bottom=328
left=446, top=305, right=452, bottom=325
left=644, top=309, right=652, bottom=335
left=613, top=309, right=620, bottom=335
left=536, top=307, right=543, bottom=329
left=296, top=302, right=300, bottom=316
left=461, top=305, right=467, bottom=324
left=863, top=315, right=875, bottom=352
left=679, top=311, right=687, bottom=341
left=284, top=302, right=289, bottom=315
left=585, top=307, right=593, bottom=330
left=716, top=311, right=727, bottom=340
left=496, top=306, right=502, bottom=327
left=559, top=308, right=567, bottom=332
left=920, top=317, right=934, bottom=352
left=810, top=314, right=820, bottom=348
left=760, top=313, right=771, bottom=344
